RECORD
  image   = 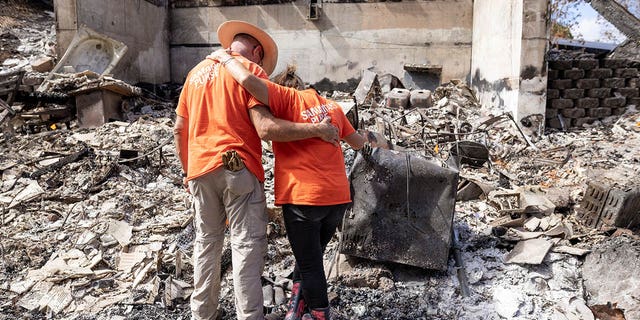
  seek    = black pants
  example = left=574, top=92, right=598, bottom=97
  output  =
left=282, top=203, right=349, bottom=309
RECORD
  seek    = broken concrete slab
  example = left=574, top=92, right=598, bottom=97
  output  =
left=107, top=219, right=133, bottom=247
left=504, top=238, right=553, bottom=264
left=582, top=235, right=640, bottom=320
left=30, top=56, right=55, bottom=73
left=353, top=69, right=381, bottom=106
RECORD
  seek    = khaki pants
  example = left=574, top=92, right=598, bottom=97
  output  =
left=189, top=167, right=267, bottom=320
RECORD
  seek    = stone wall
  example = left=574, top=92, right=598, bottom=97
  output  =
left=546, top=57, right=640, bottom=129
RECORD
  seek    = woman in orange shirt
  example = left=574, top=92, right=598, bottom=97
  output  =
left=212, top=49, right=365, bottom=320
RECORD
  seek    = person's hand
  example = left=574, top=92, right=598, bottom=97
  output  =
left=316, top=116, right=339, bottom=146
left=183, top=177, right=191, bottom=194
left=210, top=48, right=232, bottom=62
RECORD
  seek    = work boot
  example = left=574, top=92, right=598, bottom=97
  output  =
left=301, top=307, right=330, bottom=320
left=284, top=281, right=306, bottom=320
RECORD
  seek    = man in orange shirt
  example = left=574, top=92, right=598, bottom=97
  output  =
left=173, top=21, right=339, bottom=320
left=210, top=49, right=366, bottom=320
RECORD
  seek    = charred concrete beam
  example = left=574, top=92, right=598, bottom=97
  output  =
left=585, top=0, right=640, bottom=40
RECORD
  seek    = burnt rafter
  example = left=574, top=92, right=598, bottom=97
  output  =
left=30, top=147, right=91, bottom=179
left=585, top=0, right=640, bottom=40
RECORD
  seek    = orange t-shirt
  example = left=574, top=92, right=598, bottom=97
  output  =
left=266, top=82, right=356, bottom=206
left=175, top=54, right=268, bottom=182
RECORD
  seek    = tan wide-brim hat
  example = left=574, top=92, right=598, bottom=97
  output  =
left=217, top=20, right=278, bottom=75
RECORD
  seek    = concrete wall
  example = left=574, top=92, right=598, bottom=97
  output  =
left=52, top=0, right=550, bottom=120
left=54, top=0, right=171, bottom=84
left=170, top=0, right=473, bottom=88
left=519, top=0, right=549, bottom=121
left=471, top=0, right=548, bottom=122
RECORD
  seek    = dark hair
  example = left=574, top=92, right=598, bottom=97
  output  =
left=271, top=64, right=305, bottom=90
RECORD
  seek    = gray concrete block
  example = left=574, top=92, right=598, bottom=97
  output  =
left=547, top=69, right=559, bottom=80
left=551, top=98, right=574, bottom=109
left=583, top=237, right=640, bottom=320
left=614, top=68, right=638, bottom=78
left=547, top=89, right=560, bottom=99
left=575, top=97, right=599, bottom=109
left=612, top=107, right=627, bottom=115
left=575, top=59, right=599, bottom=70
left=573, top=117, right=598, bottom=127
left=586, top=68, right=613, bottom=79
left=561, top=108, right=586, bottom=118
left=545, top=108, right=558, bottom=118
left=575, top=79, right=600, bottom=89
left=587, top=88, right=611, bottom=98
left=30, top=56, right=55, bottom=73
left=546, top=117, right=564, bottom=129
left=628, top=97, right=640, bottom=106
left=602, top=78, right=626, bottom=88
left=615, top=88, right=640, bottom=98
left=588, top=107, right=612, bottom=118
left=550, top=79, right=573, bottom=89
left=549, top=60, right=573, bottom=70
left=601, top=96, right=626, bottom=107
left=562, top=68, right=585, bottom=80
left=385, top=88, right=410, bottom=109
left=562, top=88, right=584, bottom=99
left=601, top=59, right=629, bottom=69
left=409, top=89, right=433, bottom=108
left=627, top=78, right=639, bottom=88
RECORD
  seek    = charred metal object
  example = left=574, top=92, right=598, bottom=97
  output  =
left=342, top=147, right=458, bottom=270
left=449, top=140, right=489, bottom=168
left=30, top=147, right=90, bottom=179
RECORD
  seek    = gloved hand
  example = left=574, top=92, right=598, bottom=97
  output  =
left=222, top=150, right=245, bottom=171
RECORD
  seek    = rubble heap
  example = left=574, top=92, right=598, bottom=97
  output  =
left=1, top=2, right=640, bottom=320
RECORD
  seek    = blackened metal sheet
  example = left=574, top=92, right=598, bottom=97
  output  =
left=341, top=148, right=459, bottom=270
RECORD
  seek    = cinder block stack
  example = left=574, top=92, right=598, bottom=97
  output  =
left=546, top=58, right=640, bottom=129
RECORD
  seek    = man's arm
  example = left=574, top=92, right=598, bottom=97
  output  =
left=249, top=106, right=338, bottom=145
left=210, top=49, right=339, bottom=144
left=173, top=115, right=189, bottom=175
left=211, top=49, right=269, bottom=105
left=344, top=132, right=365, bottom=150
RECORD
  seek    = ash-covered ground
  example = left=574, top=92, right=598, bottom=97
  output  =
left=1, top=1, right=639, bottom=320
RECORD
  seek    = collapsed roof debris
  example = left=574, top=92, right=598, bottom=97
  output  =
left=1, top=1, right=640, bottom=320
